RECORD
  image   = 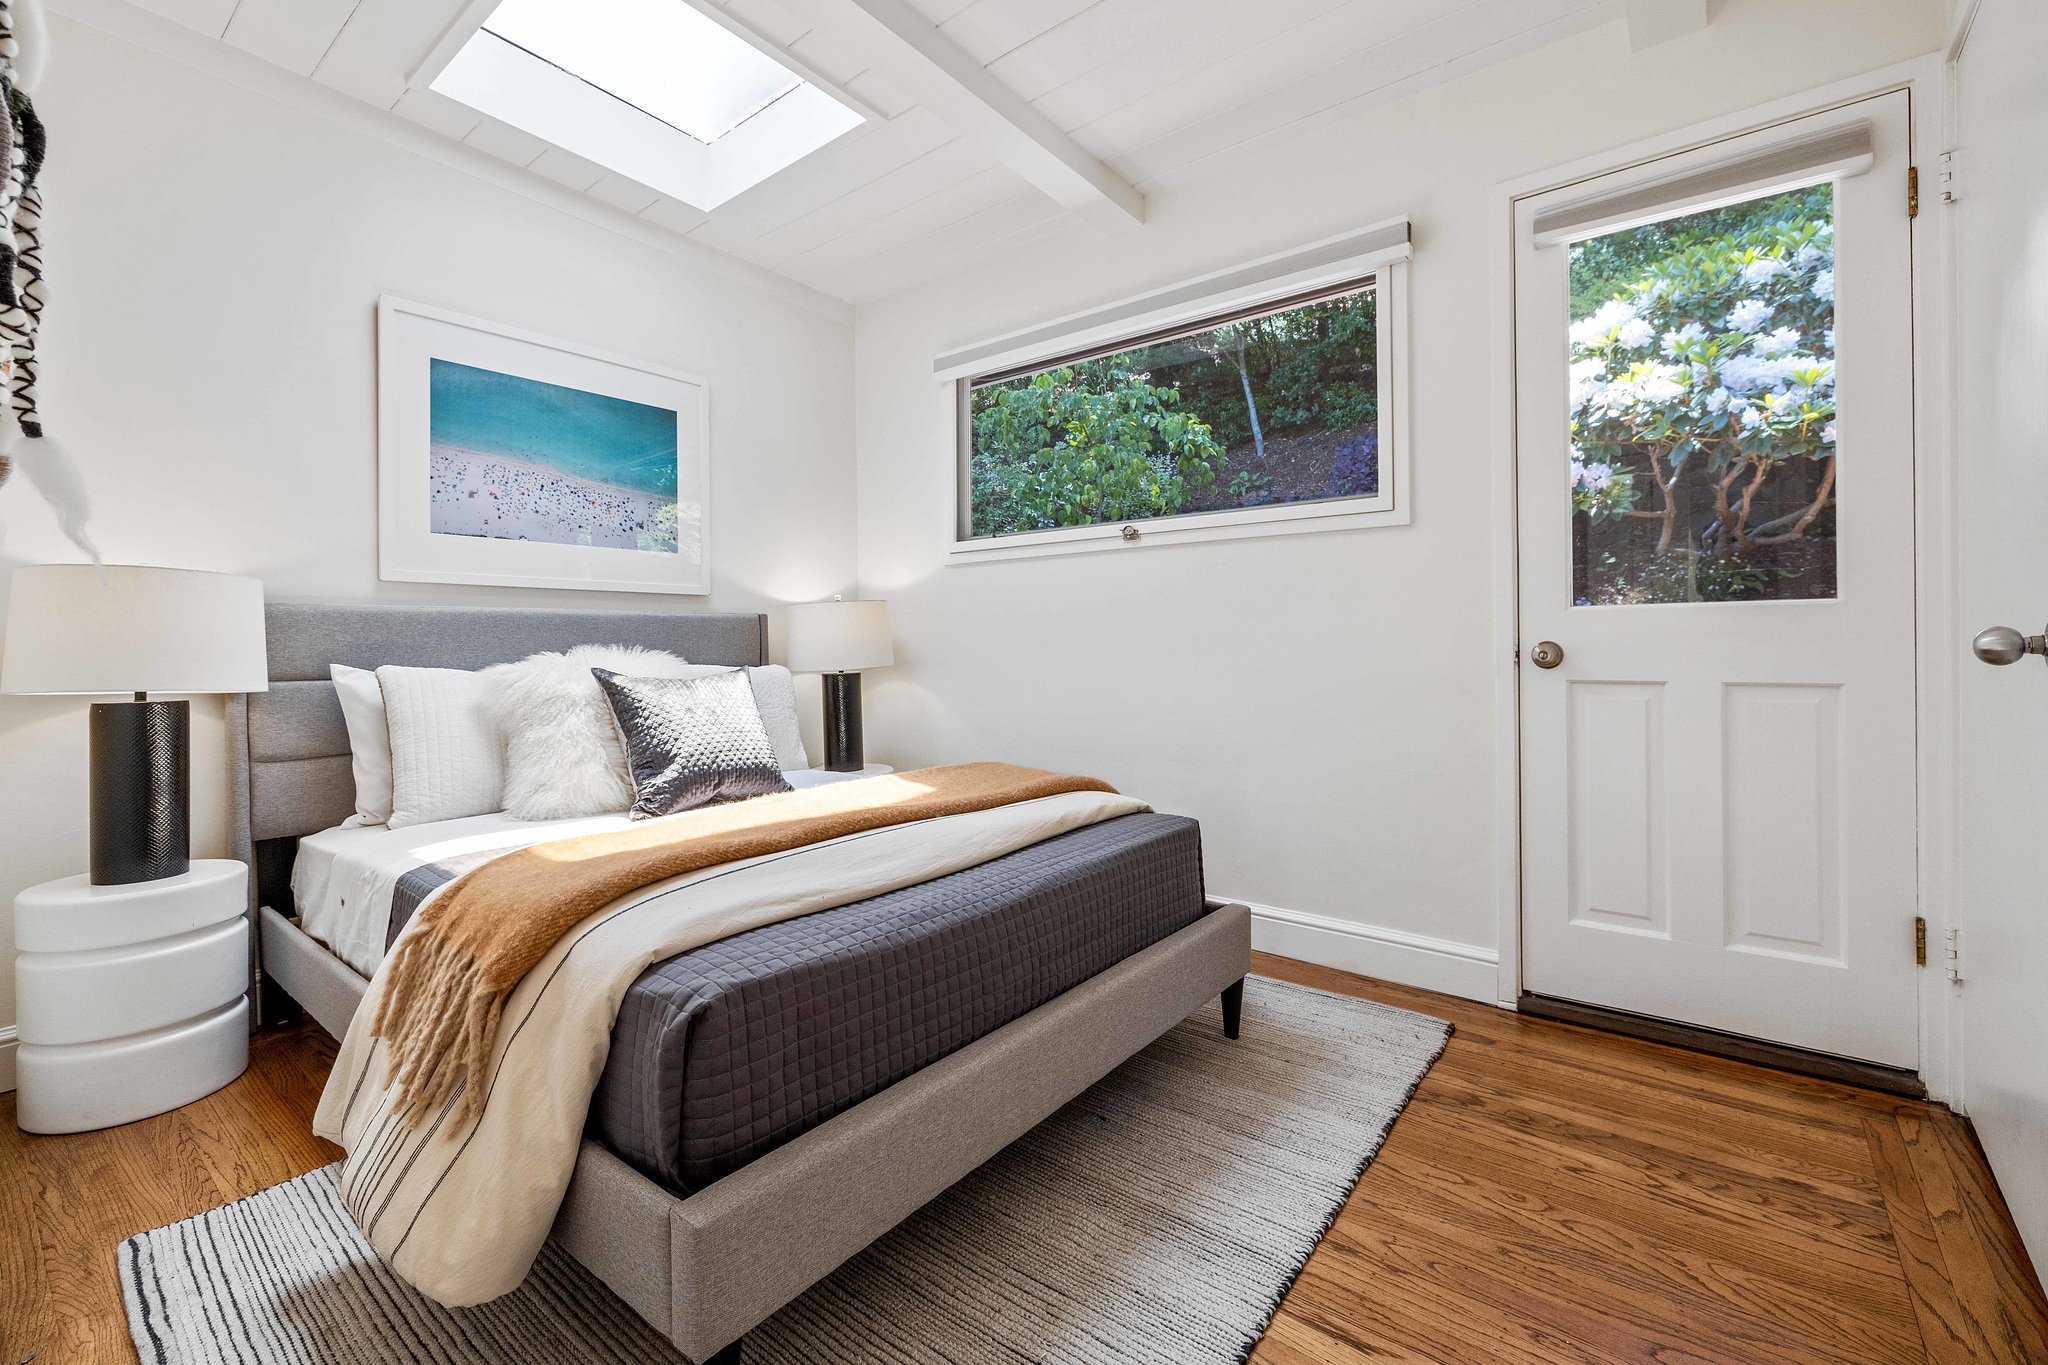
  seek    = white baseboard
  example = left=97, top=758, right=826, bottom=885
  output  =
left=1232, top=898, right=1502, bottom=1004
left=0, top=914, right=1494, bottom=1094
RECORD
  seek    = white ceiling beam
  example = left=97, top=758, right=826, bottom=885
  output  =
left=222, top=0, right=363, bottom=75
left=1624, top=0, right=1709, bottom=50
left=771, top=0, right=1146, bottom=230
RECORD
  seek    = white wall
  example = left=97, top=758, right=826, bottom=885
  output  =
left=0, top=16, right=860, bottom=1084
left=1951, top=0, right=2048, bottom=1263
left=853, top=0, right=1946, bottom=1000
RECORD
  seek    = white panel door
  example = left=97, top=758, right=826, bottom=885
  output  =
left=1516, top=91, right=1919, bottom=1068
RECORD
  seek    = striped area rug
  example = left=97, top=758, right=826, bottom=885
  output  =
left=122, top=977, right=1450, bottom=1365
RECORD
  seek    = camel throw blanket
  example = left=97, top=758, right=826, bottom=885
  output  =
left=314, top=765, right=1146, bottom=1306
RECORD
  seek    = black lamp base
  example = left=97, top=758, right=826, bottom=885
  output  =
left=89, top=698, right=190, bottom=886
left=823, top=672, right=865, bottom=772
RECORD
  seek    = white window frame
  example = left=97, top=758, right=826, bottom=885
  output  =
left=940, top=221, right=1414, bottom=563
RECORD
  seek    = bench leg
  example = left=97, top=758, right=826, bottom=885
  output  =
left=1221, top=978, right=1244, bottom=1040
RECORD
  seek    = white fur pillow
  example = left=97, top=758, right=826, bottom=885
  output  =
left=481, top=645, right=696, bottom=820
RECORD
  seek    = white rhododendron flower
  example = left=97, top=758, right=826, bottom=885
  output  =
left=1795, top=244, right=1823, bottom=268
left=1822, top=421, right=1838, bottom=444
left=1616, top=317, right=1656, bottom=350
left=1726, top=298, right=1773, bottom=332
left=1705, top=386, right=1732, bottom=413
left=1718, top=353, right=1829, bottom=395
left=1720, top=354, right=1790, bottom=393
left=1571, top=460, right=1615, bottom=491
left=1740, top=406, right=1767, bottom=429
left=1812, top=268, right=1834, bottom=302
left=1742, top=257, right=1787, bottom=285
left=1632, top=366, right=1685, bottom=404
left=1661, top=322, right=1708, bottom=355
left=1569, top=298, right=1637, bottom=347
left=1755, top=327, right=1804, bottom=356
left=1570, top=358, right=1606, bottom=408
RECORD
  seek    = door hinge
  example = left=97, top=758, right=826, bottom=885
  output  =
left=1914, top=916, right=1927, bottom=966
left=1908, top=165, right=1920, bottom=218
left=1946, top=927, right=1964, bottom=984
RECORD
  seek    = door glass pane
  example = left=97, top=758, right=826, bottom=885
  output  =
left=1569, top=185, right=1837, bottom=604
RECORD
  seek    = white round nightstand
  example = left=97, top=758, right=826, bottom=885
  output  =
left=13, top=860, right=250, bottom=1134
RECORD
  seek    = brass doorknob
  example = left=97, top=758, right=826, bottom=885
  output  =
left=1530, top=641, right=1565, bottom=669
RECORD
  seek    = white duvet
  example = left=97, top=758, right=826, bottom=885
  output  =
left=292, top=770, right=860, bottom=978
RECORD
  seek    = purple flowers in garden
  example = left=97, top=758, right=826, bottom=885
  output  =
left=1327, top=432, right=1379, bottom=498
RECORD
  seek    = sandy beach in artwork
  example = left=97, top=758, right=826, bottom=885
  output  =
left=431, top=446, right=678, bottom=552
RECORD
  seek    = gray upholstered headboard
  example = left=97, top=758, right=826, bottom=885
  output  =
left=227, top=602, right=768, bottom=907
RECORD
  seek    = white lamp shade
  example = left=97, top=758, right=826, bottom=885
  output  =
left=1, top=565, right=269, bottom=695
left=784, top=598, right=893, bottom=674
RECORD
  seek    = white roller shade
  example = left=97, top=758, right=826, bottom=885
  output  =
left=933, top=218, right=1411, bottom=383
left=1532, top=122, right=1874, bottom=248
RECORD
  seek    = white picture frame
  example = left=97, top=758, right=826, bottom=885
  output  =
left=377, top=295, right=711, bottom=595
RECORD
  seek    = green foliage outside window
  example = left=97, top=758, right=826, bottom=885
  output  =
left=967, top=286, right=1381, bottom=538
left=969, top=368, right=1225, bottom=534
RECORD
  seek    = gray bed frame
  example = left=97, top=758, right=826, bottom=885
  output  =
left=233, top=601, right=1252, bottom=1365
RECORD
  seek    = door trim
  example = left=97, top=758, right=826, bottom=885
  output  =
left=1487, top=54, right=1957, bottom=1100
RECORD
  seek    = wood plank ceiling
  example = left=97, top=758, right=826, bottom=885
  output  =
left=115, top=0, right=1618, bottom=302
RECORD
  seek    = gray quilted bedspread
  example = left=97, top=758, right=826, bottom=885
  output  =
left=597, top=810, right=1205, bottom=1193
left=385, top=811, right=1207, bottom=1195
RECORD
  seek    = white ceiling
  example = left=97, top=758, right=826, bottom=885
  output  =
left=110, top=0, right=1621, bottom=302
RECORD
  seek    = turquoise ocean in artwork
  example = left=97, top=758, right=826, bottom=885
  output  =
left=429, top=359, right=677, bottom=497
left=428, top=359, right=681, bottom=553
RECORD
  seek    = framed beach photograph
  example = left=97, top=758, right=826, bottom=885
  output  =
left=377, top=296, right=710, bottom=594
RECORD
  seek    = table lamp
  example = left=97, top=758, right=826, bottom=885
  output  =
left=784, top=597, right=892, bottom=772
left=2, top=565, right=268, bottom=884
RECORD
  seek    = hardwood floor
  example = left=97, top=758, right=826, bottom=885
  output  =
left=1, top=1023, right=342, bottom=1365
left=1251, top=954, right=2048, bottom=1365
left=3, top=958, right=2044, bottom=1364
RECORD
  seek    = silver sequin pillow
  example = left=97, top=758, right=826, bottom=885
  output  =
left=592, top=668, right=794, bottom=820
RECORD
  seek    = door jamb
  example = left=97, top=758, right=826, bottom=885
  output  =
left=1486, top=54, right=1959, bottom=1104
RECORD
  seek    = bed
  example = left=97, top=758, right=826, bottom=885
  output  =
left=236, top=602, right=1251, bottom=1365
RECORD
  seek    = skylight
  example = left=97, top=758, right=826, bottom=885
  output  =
left=483, top=0, right=800, bottom=146
left=429, top=0, right=865, bottom=212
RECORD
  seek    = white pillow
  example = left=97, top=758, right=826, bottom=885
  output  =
left=330, top=664, right=394, bottom=828
left=743, top=665, right=808, bottom=772
left=377, top=665, right=505, bottom=829
left=481, top=644, right=696, bottom=821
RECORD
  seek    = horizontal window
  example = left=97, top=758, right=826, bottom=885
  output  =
left=956, top=274, right=1396, bottom=552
